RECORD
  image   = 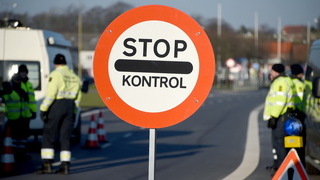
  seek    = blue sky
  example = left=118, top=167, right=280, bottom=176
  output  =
left=1, top=0, right=319, bottom=29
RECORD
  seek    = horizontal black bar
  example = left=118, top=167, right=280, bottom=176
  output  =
left=114, top=59, right=193, bottom=74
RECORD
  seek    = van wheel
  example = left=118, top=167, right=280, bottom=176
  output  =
left=306, top=161, right=320, bottom=174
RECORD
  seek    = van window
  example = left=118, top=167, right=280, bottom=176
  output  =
left=0, top=61, right=41, bottom=90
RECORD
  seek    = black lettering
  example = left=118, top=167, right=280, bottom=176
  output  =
left=174, top=40, right=187, bottom=58
left=154, top=39, right=170, bottom=58
left=160, top=77, right=168, bottom=88
left=142, top=76, right=151, bottom=87
left=131, top=75, right=141, bottom=87
left=123, top=75, right=131, bottom=86
left=123, top=38, right=136, bottom=57
left=152, top=76, right=160, bottom=87
left=179, top=77, right=186, bottom=88
left=139, top=39, right=152, bottom=57
left=122, top=75, right=187, bottom=89
left=169, top=77, right=179, bottom=88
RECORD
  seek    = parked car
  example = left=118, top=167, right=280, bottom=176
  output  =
left=304, top=38, right=320, bottom=174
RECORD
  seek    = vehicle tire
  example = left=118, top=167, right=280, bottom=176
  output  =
left=306, top=161, right=320, bottom=175
left=305, top=146, right=320, bottom=174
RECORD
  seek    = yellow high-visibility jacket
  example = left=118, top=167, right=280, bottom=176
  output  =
left=3, top=90, right=31, bottom=120
left=40, top=65, right=82, bottom=112
left=292, top=78, right=305, bottom=101
left=21, top=81, right=37, bottom=113
left=292, top=77, right=305, bottom=112
left=303, top=80, right=313, bottom=113
left=263, top=75, right=299, bottom=121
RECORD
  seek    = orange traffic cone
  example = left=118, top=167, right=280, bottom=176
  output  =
left=84, top=114, right=99, bottom=149
left=1, top=127, right=15, bottom=174
left=97, top=111, right=108, bottom=143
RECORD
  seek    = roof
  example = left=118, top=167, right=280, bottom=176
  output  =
left=283, top=26, right=307, bottom=34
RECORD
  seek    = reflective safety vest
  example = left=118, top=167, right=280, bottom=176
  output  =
left=263, top=76, right=300, bottom=121
left=3, top=90, right=31, bottom=120
left=40, top=65, right=82, bottom=112
left=21, top=81, right=37, bottom=113
left=292, top=78, right=305, bottom=101
left=304, top=80, right=315, bottom=114
left=292, top=77, right=305, bottom=112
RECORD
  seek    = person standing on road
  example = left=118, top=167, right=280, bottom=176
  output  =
left=2, top=75, right=32, bottom=160
left=263, top=63, right=299, bottom=172
left=289, top=63, right=306, bottom=166
left=18, top=64, right=37, bottom=120
left=290, top=64, right=305, bottom=102
left=16, top=64, right=37, bottom=157
left=36, top=54, right=82, bottom=175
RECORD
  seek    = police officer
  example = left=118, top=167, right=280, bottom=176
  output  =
left=2, top=75, right=31, bottom=160
left=290, top=64, right=304, bottom=101
left=290, top=63, right=306, bottom=166
left=18, top=64, right=37, bottom=119
left=36, top=54, right=82, bottom=175
left=263, top=63, right=299, bottom=172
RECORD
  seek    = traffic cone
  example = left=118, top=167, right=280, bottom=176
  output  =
left=84, top=114, right=99, bottom=149
left=1, top=127, right=15, bottom=174
left=97, top=111, right=108, bottom=143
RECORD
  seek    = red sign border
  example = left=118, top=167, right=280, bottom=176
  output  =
left=272, top=148, right=308, bottom=180
left=94, top=5, right=215, bottom=128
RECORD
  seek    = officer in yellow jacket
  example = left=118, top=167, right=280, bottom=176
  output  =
left=263, top=63, right=299, bottom=171
left=290, top=64, right=305, bottom=102
left=2, top=75, right=32, bottom=160
left=18, top=64, right=37, bottom=119
left=289, top=63, right=306, bottom=166
left=36, top=54, right=82, bottom=175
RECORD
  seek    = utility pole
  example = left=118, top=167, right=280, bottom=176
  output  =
left=277, top=17, right=282, bottom=62
left=78, top=0, right=83, bottom=79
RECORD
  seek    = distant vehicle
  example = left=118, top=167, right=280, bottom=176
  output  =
left=0, top=19, right=81, bottom=143
left=304, top=38, right=320, bottom=174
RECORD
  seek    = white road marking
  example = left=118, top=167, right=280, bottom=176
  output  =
left=222, top=104, right=264, bottom=180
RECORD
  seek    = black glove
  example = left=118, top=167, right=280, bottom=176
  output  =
left=30, top=112, right=36, bottom=119
left=267, top=117, right=277, bottom=129
left=40, top=111, right=48, bottom=123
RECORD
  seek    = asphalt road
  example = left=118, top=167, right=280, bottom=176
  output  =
left=2, top=89, right=319, bottom=180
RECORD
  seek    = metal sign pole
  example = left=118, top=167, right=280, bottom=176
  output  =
left=148, top=128, right=156, bottom=180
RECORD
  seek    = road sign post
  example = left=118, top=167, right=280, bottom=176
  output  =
left=93, top=5, right=215, bottom=179
left=149, top=129, right=156, bottom=180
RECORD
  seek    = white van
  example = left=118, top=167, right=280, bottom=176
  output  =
left=304, top=38, right=320, bottom=173
left=0, top=20, right=81, bottom=143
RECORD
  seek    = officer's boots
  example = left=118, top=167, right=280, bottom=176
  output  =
left=36, top=162, right=53, bottom=174
left=55, top=161, right=70, bottom=175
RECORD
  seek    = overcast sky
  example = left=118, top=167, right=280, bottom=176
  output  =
left=1, top=0, right=319, bottom=29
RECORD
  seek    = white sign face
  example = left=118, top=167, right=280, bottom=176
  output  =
left=109, top=20, right=199, bottom=113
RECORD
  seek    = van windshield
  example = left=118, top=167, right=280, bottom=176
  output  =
left=0, top=61, right=41, bottom=90
left=309, top=45, right=320, bottom=69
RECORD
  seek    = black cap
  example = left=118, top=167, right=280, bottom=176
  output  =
left=290, top=64, right=303, bottom=75
left=18, top=64, right=28, bottom=73
left=54, top=54, right=67, bottom=65
left=271, top=63, right=285, bottom=73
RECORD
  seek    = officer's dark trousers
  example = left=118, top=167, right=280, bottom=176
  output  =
left=6, top=118, right=29, bottom=155
left=42, top=99, right=75, bottom=159
left=272, top=118, right=287, bottom=169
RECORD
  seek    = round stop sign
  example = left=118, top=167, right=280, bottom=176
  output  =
left=94, top=5, right=215, bottom=128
